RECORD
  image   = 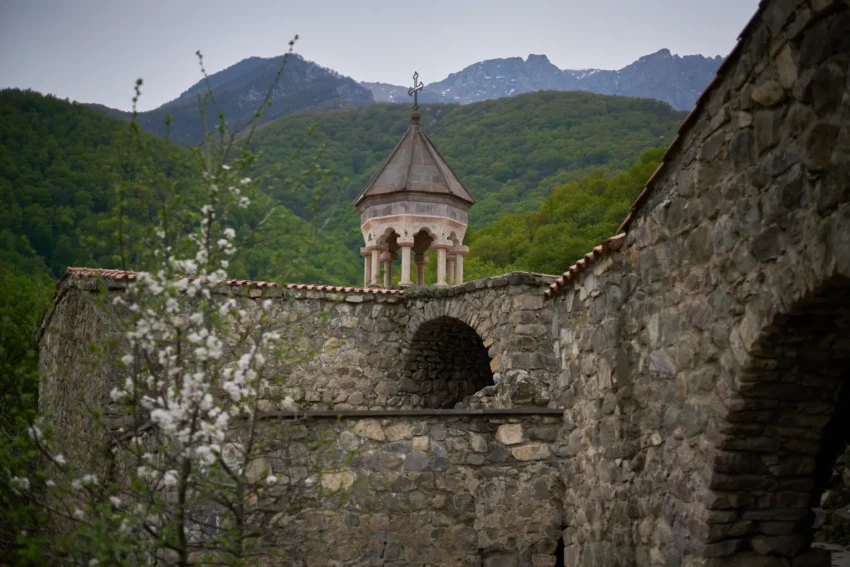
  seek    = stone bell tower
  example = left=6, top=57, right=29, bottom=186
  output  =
left=353, top=73, right=474, bottom=289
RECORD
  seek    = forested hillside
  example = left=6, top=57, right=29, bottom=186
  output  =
left=463, top=147, right=665, bottom=279
left=2, top=88, right=681, bottom=295
left=89, top=54, right=375, bottom=146
left=249, top=91, right=684, bottom=228
left=0, top=89, right=358, bottom=286
left=244, top=91, right=683, bottom=278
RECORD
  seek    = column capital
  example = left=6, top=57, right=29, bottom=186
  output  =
left=366, top=244, right=383, bottom=252
left=397, top=236, right=415, bottom=247
left=452, top=245, right=470, bottom=256
left=432, top=240, right=454, bottom=250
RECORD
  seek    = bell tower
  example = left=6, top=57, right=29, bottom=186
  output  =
left=353, top=73, right=474, bottom=288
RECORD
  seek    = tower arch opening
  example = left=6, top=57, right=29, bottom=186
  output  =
left=401, top=316, right=494, bottom=409
left=706, top=277, right=850, bottom=560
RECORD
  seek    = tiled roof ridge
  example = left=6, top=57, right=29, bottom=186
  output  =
left=63, top=267, right=405, bottom=295
left=543, top=233, right=626, bottom=300
left=617, top=1, right=768, bottom=232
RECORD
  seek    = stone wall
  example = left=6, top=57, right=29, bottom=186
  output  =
left=39, top=273, right=556, bottom=417
left=264, top=415, right=564, bottom=567
left=547, top=0, right=850, bottom=564
left=37, top=272, right=560, bottom=528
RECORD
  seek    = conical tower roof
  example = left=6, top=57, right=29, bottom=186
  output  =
left=353, top=113, right=475, bottom=207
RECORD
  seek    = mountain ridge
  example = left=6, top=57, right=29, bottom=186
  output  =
left=89, top=49, right=717, bottom=145
left=363, top=49, right=723, bottom=111
left=87, top=54, right=374, bottom=145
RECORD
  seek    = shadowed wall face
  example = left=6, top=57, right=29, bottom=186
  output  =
left=548, top=1, right=850, bottom=564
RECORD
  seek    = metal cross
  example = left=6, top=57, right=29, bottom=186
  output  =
left=408, top=71, right=425, bottom=111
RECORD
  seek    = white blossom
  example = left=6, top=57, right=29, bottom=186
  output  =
left=163, top=470, right=179, bottom=488
left=27, top=425, right=43, bottom=441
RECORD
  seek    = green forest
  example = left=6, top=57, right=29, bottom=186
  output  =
left=0, top=89, right=360, bottom=286
left=247, top=91, right=682, bottom=226
left=1, top=88, right=682, bottom=291
left=463, top=146, right=664, bottom=279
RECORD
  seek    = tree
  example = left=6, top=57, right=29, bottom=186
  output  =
left=7, top=40, right=350, bottom=566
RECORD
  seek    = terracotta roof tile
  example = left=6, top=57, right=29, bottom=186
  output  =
left=64, top=267, right=404, bottom=295
left=543, top=234, right=626, bottom=300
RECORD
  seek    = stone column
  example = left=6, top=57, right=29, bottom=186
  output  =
left=370, top=248, right=380, bottom=287
left=414, top=253, right=428, bottom=285
left=446, top=255, right=456, bottom=286
left=361, top=248, right=371, bottom=288
left=381, top=251, right=394, bottom=289
left=436, top=247, right=448, bottom=287
left=454, top=246, right=468, bottom=285
left=398, top=237, right=414, bottom=287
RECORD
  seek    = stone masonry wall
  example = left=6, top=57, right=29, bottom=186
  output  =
left=37, top=272, right=561, bottom=562
left=259, top=273, right=557, bottom=412
left=263, top=415, right=564, bottom=567
left=548, top=1, right=850, bottom=564
left=39, top=273, right=556, bottom=418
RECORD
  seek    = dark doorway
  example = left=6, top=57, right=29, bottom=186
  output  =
left=401, top=316, right=494, bottom=409
left=709, top=278, right=850, bottom=558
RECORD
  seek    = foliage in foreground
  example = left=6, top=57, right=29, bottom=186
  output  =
left=0, top=270, right=55, bottom=564
left=3, top=48, right=351, bottom=565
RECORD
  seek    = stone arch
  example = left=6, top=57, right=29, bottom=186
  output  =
left=400, top=306, right=494, bottom=409
left=377, top=227, right=401, bottom=251
left=701, top=276, right=850, bottom=563
left=412, top=227, right=436, bottom=254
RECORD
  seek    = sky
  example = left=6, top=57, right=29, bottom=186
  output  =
left=0, top=0, right=759, bottom=112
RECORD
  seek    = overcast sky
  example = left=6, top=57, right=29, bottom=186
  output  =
left=0, top=0, right=759, bottom=112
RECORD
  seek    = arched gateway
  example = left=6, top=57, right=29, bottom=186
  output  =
left=400, top=316, right=494, bottom=409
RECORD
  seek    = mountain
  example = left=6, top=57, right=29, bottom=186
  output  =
left=364, top=49, right=723, bottom=111
left=90, top=54, right=374, bottom=145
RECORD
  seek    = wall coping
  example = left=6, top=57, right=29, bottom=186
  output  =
left=57, top=267, right=553, bottom=300
left=38, top=267, right=556, bottom=343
